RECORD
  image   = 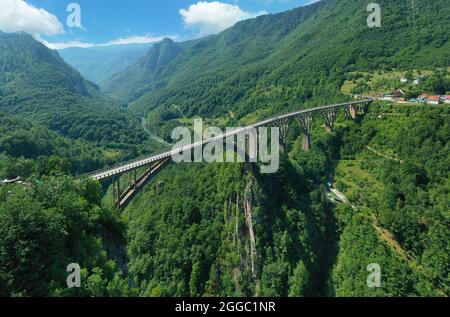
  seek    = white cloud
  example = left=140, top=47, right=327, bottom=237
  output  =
left=36, top=37, right=94, bottom=50
left=180, top=1, right=267, bottom=37
left=103, top=35, right=177, bottom=46
left=39, top=35, right=179, bottom=50
left=0, top=0, right=63, bottom=35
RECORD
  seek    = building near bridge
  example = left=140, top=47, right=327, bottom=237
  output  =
left=393, top=89, right=405, bottom=98
left=427, top=96, right=440, bottom=105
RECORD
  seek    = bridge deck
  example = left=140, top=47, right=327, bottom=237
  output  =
left=89, top=99, right=371, bottom=181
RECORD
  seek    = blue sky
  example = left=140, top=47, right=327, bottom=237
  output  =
left=0, top=0, right=317, bottom=49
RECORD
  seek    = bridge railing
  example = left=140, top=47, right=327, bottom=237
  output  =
left=85, top=98, right=372, bottom=180
left=84, top=152, right=169, bottom=180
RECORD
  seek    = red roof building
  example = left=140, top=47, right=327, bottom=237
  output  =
left=427, top=96, right=440, bottom=104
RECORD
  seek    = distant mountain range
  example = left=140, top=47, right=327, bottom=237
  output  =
left=59, top=43, right=153, bottom=86
left=1, top=0, right=448, bottom=145
left=98, top=0, right=449, bottom=136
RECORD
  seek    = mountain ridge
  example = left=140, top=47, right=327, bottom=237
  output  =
left=0, top=32, right=147, bottom=147
left=101, top=0, right=449, bottom=141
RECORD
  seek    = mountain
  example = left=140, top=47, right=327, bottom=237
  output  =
left=59, top=43, right=153, bottom=85
left=99, top=0, right=449, bottom=297
left=0, top=1, right=449, bottom=298
left=119, top=102, right=449, bottom=297
left=0, top=32, right=90, bottom=96
left=103, top=0, right=449, bottom=140
left=0, top=32, right=147, bottom=147
left=102, top=38, right=185, bottom=102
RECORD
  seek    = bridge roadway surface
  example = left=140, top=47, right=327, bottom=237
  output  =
left=89, top=99, right=371, bottom=181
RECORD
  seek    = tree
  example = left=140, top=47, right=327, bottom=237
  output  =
left=288, top=261, right=309, bottom=297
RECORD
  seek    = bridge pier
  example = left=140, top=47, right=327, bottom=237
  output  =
left=112, top=176, right=121, bottom=208
left=302, top=133, right=311, bottom=152
left=116, top=176, right=121, bottom=208
left=277, top=118, right=290, bottom=147
left=322, top=108, right=338, bottom=133
left=296, top=113, right=313, bottom=152
left=346, top=104, right=357, bottom=120
left=112, top=177, right=117, bottom=201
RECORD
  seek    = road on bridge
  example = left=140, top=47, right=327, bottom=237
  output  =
left=88, top=99, right=372, bottom=181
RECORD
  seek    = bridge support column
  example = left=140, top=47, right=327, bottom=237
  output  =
left=112, top=178, right=117, bottom=201
left=276, top=118, right=290, bottom=151
left=346, top=104, right=357, bottom=120
left=322, top=108, right=338, bottom=133
left=116, top=177, right=121, bottom=208
left=302, top=133, right=311, bottom=152
left=296, top=113, right=313, bottom=152
left=248, top=132, right=258, bottom=162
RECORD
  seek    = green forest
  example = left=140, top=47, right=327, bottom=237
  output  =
left=2, top=101, right=448, bottom=297
left=104, top=0, right=450, bottom=140
left=0, top=0, right=449, bottom=297
left=118, top=102, right=448, bottom=297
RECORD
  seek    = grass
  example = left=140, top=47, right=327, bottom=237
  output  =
left=340, top=69, right=436, bottom=95
left=334, top=157, right=384, bottom=210
left=103, top=149, right=121, bottom=159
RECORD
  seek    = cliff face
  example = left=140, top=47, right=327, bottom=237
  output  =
left=121, top=153, right=334, bottom=297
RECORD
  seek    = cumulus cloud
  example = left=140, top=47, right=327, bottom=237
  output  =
left=180, top=1, right=267, bottom=37
left=0, top=0, right=64, bottom=35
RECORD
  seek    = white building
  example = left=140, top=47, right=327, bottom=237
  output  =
left=445, top=96, right=450, bottom=104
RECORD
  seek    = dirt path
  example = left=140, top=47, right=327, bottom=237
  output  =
left=326, top=184, right=414, bottom=264
left=366, top=146, right=404, bottom=163
left=373, top=225, right=416, bottom=263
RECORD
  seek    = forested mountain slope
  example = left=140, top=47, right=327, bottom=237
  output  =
left=120, top=102, right=449, bottom=297
left=123, top=161, right=333, bottom=297
left=103, top=0, right=449, bottom=140
left=0, top=0, right=448, bottom=298
left=0, top=33, right=146, bottom=146
left=0, top=35, right=162, bottom=297
left=102, top=38, right=187, bottom=102
left=330, top=103, right=449, bottom=296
